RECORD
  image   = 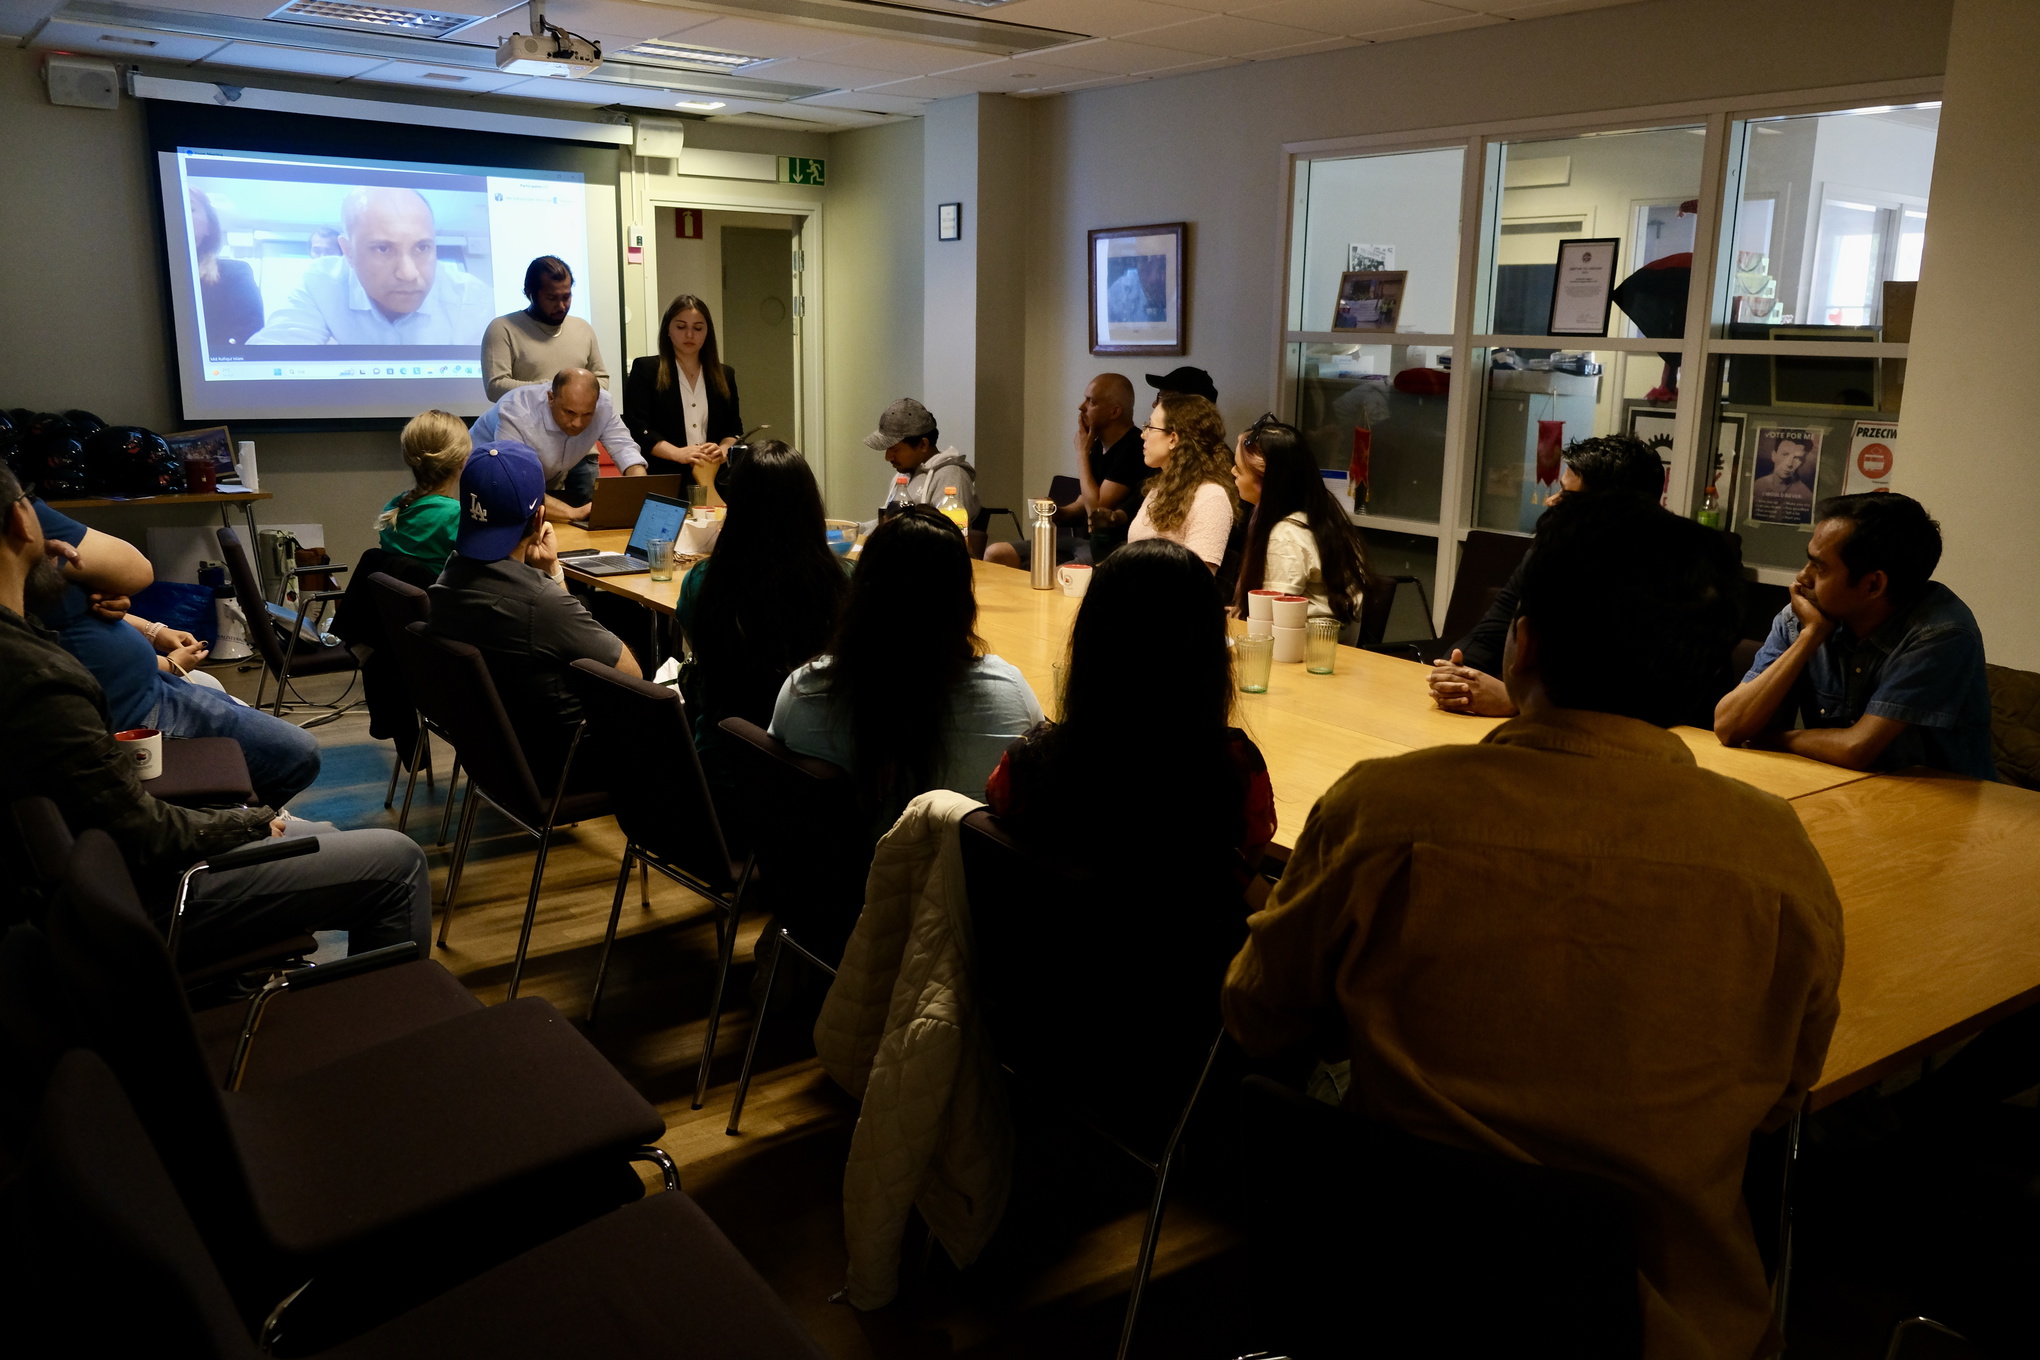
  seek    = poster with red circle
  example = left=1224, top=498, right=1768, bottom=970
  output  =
left=1846, top=421, right=1899, bottom=494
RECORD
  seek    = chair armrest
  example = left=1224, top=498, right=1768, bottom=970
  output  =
left=283, top=562, right=351, bottom=579
left=226, top=942, right=422, bottom=1089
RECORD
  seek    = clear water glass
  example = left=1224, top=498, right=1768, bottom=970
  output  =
left=1236, top=634, right=1274, bottom=693
left=1306, top=617, right=1341, bottom=674
left=648, top=537, right=676, bottom=582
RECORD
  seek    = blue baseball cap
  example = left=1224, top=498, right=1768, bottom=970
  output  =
left=456, top=440, right=546, bottom=562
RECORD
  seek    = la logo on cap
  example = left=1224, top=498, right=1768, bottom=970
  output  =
left=469, top=492, right=489, bottom=523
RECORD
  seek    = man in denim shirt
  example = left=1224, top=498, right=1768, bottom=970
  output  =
left=1715, top=492, right=1996, bottom=779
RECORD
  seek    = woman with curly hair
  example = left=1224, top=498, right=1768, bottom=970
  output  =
left=1127, top=391, right=1238, bottom=572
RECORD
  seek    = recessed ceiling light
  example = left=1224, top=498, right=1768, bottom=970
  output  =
left=619, top=39, right=760, bottom=70
left=676, top=99, right=726, bottom=110
left=267, top=1, right=472, bottom=38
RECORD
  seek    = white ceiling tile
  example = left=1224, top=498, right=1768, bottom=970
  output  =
left=1358, top=10, right=1506, bottom=38
left=794, top=88, right=932, bottom=113
left=738, top=56, right=901, bottom=86
left=1123, top=12, right=1328, bottom=54
left=350, top=59, right=529, bottom=92
left=1016, top=37, right=1205, bottom=73
left=851, top=71, right=982, bottom=97
left=1476, top=0, right=1636, bottom=15
left=1026, top=72, right=1140, bottom=94
left=936, top=55, right=1114, bottom=90
left=489, top=75, right=636, bottom=104
left=1133, top=52, right=1245, bottom=75
left=202, top=39, right=389, bottom=76
left=642, top=14, right=852, bottom=59
left=989, top=0, right=1216, bottom=38
left=805, top=36, right=977, bottom=74
left=1244, top=33, right=1368, bottom=58
left=30, top=19, right=226, bottom=60
left=1228, top=0, right=1470, bottom=35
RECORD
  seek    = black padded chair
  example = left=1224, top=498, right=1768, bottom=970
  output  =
left=1432, top=528, right=1535, bottom=661
left=366, top=574, right=461, bottom=838
left=1238, top=1073, right=1643, bottom=1359
left=9, top=1048, right=830, bottom=1360
left=715, top=718, right=872, bottom=1135
left=404, top=623, right=613, bottom=998
left=956, top=807, right=1248, bottom=1360
left=339, top=560, right=440, bottom=816
left=216, top=527, right=362, bottom=727
left=41, top=830, right=671, bottom=1338
left=1354, top=570, right=1436, bottom=651
left=564, top=659, right=756, bottom=1105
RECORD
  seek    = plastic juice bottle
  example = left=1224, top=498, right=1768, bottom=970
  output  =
left=1697, top=484, right=1723, bottom=529
left=879, top=474, right=911, bottom=522
left=936, top=486, right=968, bottom=532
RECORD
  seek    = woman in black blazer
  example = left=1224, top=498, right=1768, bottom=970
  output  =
left=624, top=294, right=744, bottom=478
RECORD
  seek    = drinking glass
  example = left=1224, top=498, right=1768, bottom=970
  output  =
left=1236, top=634, right=1274, bottom=693
left=648, top=537, right=676, bottom=582
left=1306, top=617, right=1341, bottom=674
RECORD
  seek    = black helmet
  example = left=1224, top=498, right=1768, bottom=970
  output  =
left=84, top=426, right=184, bottom=499
left=30, top=419, right=87, bottom=499
left=63, top=409, right=107, bottom=437
left=0, top=427, right=22, bottom=484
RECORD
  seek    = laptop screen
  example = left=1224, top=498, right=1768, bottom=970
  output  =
left=626, top=493, right=687, bottom=559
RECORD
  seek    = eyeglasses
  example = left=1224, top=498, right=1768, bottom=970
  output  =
left=1140, top=423, right=1170, bottom=435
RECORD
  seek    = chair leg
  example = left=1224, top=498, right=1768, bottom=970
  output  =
left=725, top=928, right=783, bottom=1136
left=694, top=862, right=754, bottom=1110
left=588, top=849, right=635, bottom=1021
left=383, top=743, right=402, bottom=810
left=271, top=657, right=293, bottom=718
left=436, top=755, right=465, bottom=846
left=396, top=727, right=428, bottom=832
left=505, top=824, right=555, bottom=1001
left=437, top=784, right=481, bottom=946
left=640, top=859, right=650, bottom=908
left=1115, top=1032, right=1225, bottom=1360
left=422, top=735, right=434, bottom=792
left=252, top=666, right=268, bottom=713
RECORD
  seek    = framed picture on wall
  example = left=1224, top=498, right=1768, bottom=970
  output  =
left=1089, top=222, right=1186, bottom=355
left=1623, top=403, right=1747, bottom=511
left=1330, top=270, right=1408, bottom=333
left=1547, top=237, right=1620, bottom=337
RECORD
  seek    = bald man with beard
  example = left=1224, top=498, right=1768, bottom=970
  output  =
left=985, top=372, right=1153, bottom=569
left=250, top=186, right=495, bottom=345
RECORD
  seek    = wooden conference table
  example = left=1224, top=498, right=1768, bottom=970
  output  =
left=558, top=527, right=2040, bottom=1108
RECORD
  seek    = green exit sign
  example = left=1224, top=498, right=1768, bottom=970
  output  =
left=777, top=156, right=826, bottom=186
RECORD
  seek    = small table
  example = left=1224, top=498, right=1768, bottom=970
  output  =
left=47, top=491, right=274, bottom=591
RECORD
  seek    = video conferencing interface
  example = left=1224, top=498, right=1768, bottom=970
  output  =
left=158, top=146, right=592, bottom=421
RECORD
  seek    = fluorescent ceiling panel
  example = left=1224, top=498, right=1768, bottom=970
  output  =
left=628, top=0, right=1086, bottom=54
left=266, top=0, right=474, bottom=37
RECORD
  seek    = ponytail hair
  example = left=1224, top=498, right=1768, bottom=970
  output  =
left=376, top=410, right=471, bottom=532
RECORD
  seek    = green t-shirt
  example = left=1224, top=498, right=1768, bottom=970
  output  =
left=378, top=493, right=460, bottom=570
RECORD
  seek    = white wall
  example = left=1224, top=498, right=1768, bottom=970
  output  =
left=1020, top=0, right=1953, bottom=500
left=1295, top=147, right=1464, bottom=335
left=652, top=206, right=802, bottom=341
left=1893, top=0, right=2040, bottom=670
left=819, top=117, right=925, bottom=520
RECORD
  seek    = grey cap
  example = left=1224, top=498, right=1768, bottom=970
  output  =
left=863, top=397, right=937, bottom=451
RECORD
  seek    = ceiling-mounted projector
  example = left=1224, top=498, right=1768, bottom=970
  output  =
left=496, top=1, right=602, bottom=77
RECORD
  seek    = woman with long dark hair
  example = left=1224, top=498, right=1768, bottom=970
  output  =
left=770, top=504, right=1040, bottom=812
left=988, top=537, right=1274, bottom=877
left=677, top=440, right=847, bottom=784
left=189, top=187, right=265, bottom=351
left=1127, top=392, right=1238, bottom=571
left=623, top=293, right=743, bottom=473
left=1230, top=417, right=1369, bottom=624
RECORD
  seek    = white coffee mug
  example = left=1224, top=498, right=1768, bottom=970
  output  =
left=1246, top=617, right=1274, bottom=639
left=1247, top=589, right=1282, bottom=622
left=1058, top=563, right=1093, bottom=598
left=1272, top=625, right=1307, bottom=664
left=117, top=727, right=164, bottom=781
left=1271, top=595, right=1310, bottom=630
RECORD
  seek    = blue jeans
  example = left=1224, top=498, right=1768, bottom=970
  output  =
left=147, top=674, right=322, bottom=809
left=559, top=454, right=599, bottom=507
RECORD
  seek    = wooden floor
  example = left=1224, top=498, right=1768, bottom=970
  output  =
left=237, top=664, right=1258, bottom=1359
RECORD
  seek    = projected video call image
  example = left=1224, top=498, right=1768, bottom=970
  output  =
left=161, top=146, right=595, bottom=420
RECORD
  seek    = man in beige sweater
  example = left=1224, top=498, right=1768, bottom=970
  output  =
left=481, top=254, right=607, bottom=400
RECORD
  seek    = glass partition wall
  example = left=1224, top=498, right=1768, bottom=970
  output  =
left=1280, top=95, right=1939, bottom=634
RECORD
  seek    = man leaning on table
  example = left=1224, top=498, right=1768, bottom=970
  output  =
left=469, top=368, right=644, bottom=523
left=1714, top=491, right=1996, bottom=780
left=1224, top=493, right=1843, bottom=1360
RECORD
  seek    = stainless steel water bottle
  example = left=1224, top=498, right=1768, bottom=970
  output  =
left=1028, top=498, right=1058, bottom=590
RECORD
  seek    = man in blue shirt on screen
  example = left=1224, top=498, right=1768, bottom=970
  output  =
left=248, top=186, right=494, bottom=346
left=470, top=368, right=643, bottom=522
left=1714, top=492, right=1996, bottom=780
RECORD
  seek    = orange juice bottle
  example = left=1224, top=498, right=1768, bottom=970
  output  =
left=936, top=486, right=969, bottom=532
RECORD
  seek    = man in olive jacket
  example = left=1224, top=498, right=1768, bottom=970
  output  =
left=0, top=466, right=428, bottom=963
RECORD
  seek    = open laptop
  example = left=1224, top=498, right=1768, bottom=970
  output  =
left=585, top=473, right=686, bottom=529
left=560, top=492, right=686, bottom=577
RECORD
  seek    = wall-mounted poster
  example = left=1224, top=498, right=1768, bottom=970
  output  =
left=1749, top=425, right=1822, bottom=526
left=1348, top=243, right=1395, bottom=272
left=1845, top=420, right=1899, bottom=493
left=1624, top=405, right=1748, bottom=510
left=1089, top=222, right=1186, bottom=355
left=1331, top=270, right=1407, bottom=333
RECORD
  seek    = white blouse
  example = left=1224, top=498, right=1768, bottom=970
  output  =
left=677, top=365, right=708, bottom=447
left=1262, top=511, right=1336, bottom=621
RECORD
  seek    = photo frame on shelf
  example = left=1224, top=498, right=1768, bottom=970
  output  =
left=1547, top=237, right=1620, bottom=337
left=164, top=425, right=238, bottom=486
left=1089, top=222, right=1186, bottom=355
left=1330, top=270, right=1408, bottom=333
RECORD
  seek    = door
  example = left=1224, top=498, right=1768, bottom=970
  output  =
left=719, top=226, right=796, bottom=447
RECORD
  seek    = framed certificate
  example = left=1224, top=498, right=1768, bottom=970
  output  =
left=1547, top=237, right=1620, bottom=337
left=1089, top=222, right=1186, bottom=355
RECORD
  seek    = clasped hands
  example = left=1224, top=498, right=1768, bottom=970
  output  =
left=1427, top=648, right=1515, bottom=716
